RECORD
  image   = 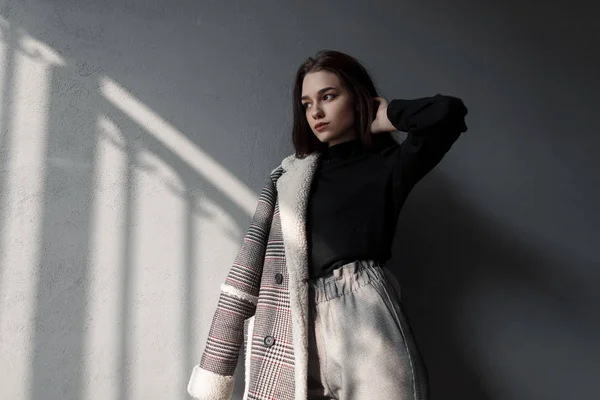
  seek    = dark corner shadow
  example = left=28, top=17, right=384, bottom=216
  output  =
left=384, top=168, right=593, bottom=399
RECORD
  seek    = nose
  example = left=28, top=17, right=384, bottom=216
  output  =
left=311, top=105, right=324, bottom=119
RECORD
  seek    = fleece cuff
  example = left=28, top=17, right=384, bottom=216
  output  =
left=187, top=365, right=235, bottom=400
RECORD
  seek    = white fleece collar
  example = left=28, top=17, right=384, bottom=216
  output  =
left=275, top=151, right=320, bottom=400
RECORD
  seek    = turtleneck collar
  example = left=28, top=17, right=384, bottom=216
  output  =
left=323, top=138, right=361, bottom=160
left=321, top=133, right=395, bottom=161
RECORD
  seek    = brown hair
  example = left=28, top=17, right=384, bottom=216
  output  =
left=291, top=50, right=383, bottom=158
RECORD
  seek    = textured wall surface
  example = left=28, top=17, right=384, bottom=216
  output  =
left=0, top=0, right=598, bottom=399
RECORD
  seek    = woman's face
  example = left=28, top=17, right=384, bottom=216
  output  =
left=301, top=70, right=357, bottom=147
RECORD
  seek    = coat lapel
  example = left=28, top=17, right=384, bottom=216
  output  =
left=276, top=151, right=321, bottom=400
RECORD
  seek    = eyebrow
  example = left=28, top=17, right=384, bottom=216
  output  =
left=301, top=86, right=337, bottom=101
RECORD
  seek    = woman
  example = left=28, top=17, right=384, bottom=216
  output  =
left=187, top=50, right=468, bottom=400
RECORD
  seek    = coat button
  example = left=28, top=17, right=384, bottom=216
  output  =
left=275, top=273, right=283, bottom=284
left=264, top=336, right=275, bottom=348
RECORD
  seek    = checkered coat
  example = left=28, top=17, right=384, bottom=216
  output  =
left=187, top=151, right=322, bottom=400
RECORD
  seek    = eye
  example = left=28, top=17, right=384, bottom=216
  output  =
left=302, top=94, right=335, bottom=109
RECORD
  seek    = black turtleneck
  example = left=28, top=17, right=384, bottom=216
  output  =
left=306, top=94, right=468, bottom=278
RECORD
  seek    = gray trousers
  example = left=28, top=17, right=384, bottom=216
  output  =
left=306, top=260, right=429, bottom=400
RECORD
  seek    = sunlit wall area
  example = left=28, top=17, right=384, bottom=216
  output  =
left=0, top=22, right=65, bottom=400
left=0, top=11, right=256, bottom=400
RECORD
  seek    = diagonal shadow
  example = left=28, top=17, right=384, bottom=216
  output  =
left=0, top=17, right=254, bottom=400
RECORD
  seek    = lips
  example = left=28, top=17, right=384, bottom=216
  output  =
left=315, top=123, right=329, bottom=131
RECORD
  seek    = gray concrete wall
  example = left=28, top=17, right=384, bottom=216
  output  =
left=0, top=0, right=598, bottom=399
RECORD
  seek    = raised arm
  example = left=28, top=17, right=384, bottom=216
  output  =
left=385, top=94, right=468, bottom=205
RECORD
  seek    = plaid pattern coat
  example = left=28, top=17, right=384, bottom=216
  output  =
left=188, top=151, right=322, bottom=400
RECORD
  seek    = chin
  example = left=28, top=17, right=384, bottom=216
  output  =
left=315, top=130, right=338, bottom=143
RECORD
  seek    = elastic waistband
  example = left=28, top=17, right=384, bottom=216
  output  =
left=307, top=259, right=385, bottom=304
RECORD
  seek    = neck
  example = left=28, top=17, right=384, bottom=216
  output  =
left=328, top=134, right=358, bottom=147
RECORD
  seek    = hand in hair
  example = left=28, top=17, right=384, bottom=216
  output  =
left=370, top=96, right=396, bottom=134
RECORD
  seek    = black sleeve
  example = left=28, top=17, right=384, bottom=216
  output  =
left=387, top=94, right=468, bottom=201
